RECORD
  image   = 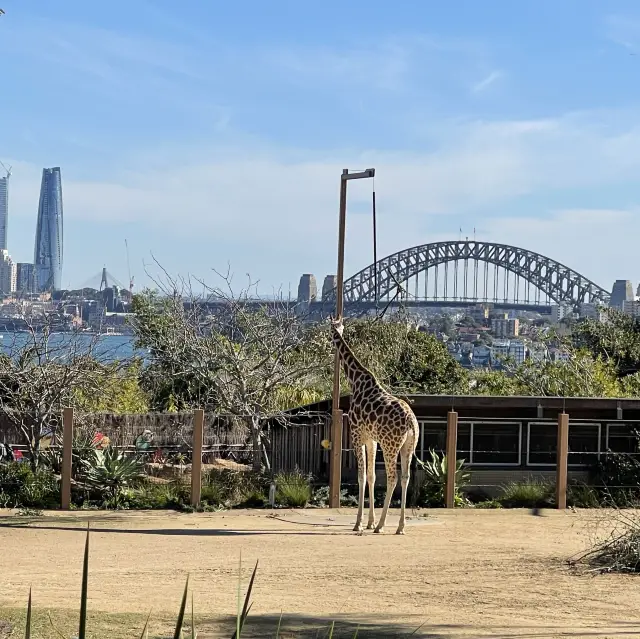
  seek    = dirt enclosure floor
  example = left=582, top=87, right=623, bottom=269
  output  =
left=1, top=508, right=640, bottom=638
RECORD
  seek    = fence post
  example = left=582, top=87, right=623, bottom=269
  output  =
left=329, top=408, right=343, bottom=508
left=191, top=409, right=204, bottom=507
left=445, top=410, right=458, bottom=508
left=60, top=407, right=74, bottom=510
left=556, top=412, right=569, bottom=509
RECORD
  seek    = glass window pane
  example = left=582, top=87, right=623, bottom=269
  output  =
left=472, top=423, right=520, bottom=464
left=568, top=424, right=599, bottom=466
left=607, top=424, right=640, bottom=453
left=457, top=424, right=471, bottom=462
left=419, top=422, right=470, bottom=462
left=422, top=423, right=446, bottom=455
left=528, top=423, right=556, bottom=465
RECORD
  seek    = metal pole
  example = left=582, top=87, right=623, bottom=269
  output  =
left=329, top=168, right=375, bottom=509
left=373, top=189, right=378, bottom=310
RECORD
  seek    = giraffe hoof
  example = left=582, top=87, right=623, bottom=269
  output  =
left=353, top=525, right=363, bottom=533
left=395, top=529, right=405, bottom=535
left=373, top=527, right=384, bottom=534
left=366, top=522, right=376, bottom=530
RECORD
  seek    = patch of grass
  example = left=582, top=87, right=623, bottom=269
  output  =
left=498, top=478, right=554, bottom=508
left=473, top=499, right=503, bottom=509
left=567, top=481, right=602, bottom=508
left=275, top=470, right=312, bottom=508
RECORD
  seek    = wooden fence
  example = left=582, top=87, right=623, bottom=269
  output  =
left=41, top=407, right=573, bottom=512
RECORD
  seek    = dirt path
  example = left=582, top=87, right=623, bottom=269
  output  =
left=0, top=508, right=638, bottom=637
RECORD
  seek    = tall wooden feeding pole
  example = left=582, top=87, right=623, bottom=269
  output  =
left=329, top=167, right=375, bottom=508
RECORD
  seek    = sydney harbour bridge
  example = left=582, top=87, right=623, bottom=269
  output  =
left=313, top=240, right=611, bottom=315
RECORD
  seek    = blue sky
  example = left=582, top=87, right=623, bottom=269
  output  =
left=2, top=1, right=640, bottom=293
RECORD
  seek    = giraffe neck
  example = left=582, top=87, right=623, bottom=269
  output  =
left=331, top=326, right=378, bottom=391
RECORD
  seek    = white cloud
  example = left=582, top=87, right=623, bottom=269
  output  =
left=606, top=14, right=640, bottom=53
left=7, top=109, right=640, bottom=291
left=471, top=70, right=503, bottom=94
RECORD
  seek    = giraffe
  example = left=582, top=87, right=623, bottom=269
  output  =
left=330, top=317, right=419, bottom=535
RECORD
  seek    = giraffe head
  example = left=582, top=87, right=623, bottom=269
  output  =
left=329, top=314, right=344, bottom=337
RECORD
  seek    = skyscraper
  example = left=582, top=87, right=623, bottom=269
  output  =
left=0, top=171, right=8, bottom=251
left=34, top=167, right=63, bottom=292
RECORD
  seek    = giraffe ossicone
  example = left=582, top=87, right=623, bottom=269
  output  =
left=330, top=317, right=419, bottom=535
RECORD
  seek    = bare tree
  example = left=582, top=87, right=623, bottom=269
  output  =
left=0, top=321, right=131, bottom=469
left=130, top=264, right=326, bottom=471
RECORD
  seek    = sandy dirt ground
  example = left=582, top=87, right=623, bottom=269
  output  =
left=1, top=507, right=639, bottom=637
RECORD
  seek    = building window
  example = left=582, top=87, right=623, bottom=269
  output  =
left=419, top=421, right=519, bottom=466
left=527, top=422, right=601, bottom=466
left=418, top=421, right=470, bottom=462
left=606, top=423, right=640, bottom=453
left=471, top=422, right=521, bottom=465
left=568, top=424, right=601, bottom=466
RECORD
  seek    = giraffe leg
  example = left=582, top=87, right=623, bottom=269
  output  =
left=365, top=440, right=377, bottom=529
left=353, top=443, right=366, bottom=532
left=396, top=440, right=414, bottom=535
left=374, top=446, right=399, bottom=534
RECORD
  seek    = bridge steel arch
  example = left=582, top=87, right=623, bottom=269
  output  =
left=323, top=241, right=610, bottom=307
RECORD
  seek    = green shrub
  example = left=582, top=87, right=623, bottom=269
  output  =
left=415, top=449, right=470, bottom=507
left=590, top=451, right=640, bottom=506
left=275, top=469, right=312, bottom=508
left=79, top=447, right=146, bottom=507
left=567, top=480, right=602, bottom=508
left=0, top=462, right=59, bottom=509
left=204, top=467, right=268, bottom=508
left=473, top=499, right=503, bottom=509
left=311, top=485, right=359, bottom=507
left=499, top=477, right=554, bottom=508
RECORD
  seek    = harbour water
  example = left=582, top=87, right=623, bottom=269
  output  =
left=0, top=332, right=144, bottom=362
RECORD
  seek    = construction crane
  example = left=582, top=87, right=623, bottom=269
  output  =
left=125, top=239, right=134, bottom=294
left=0, top=161, right=12, bottom=180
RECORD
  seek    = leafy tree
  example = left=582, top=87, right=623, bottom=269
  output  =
left=471, top=369, right=519, bottom=396
left=130, top=290, right=221, bottom=411
left=300, top=316, right=469, bottom=396
left=74, top=360, right=149, bottom=414
left=130, top=274, right=325, bottom=471
left=0, top=327, right=132, bottom=469
left=573, top=309, right=640, bottom=378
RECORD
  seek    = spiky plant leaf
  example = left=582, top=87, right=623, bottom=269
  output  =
left=47, top=611, right=68, bottom=639
left=78, top=524, right=90, bottom=639
left=232, top=558, right=258, bottom=638
left=138, top=610, right=152, bottom=639
left=173, top=575, right=189, bottom=639
left=24, top=587, right=32, bottom=639
left=191, top=592, right=197, bottom=639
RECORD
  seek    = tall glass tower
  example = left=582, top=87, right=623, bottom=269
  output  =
left=0, top=173, right=8, bottom=251
left=34, top=167, right=63, bottom=291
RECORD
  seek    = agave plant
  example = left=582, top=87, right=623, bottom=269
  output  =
left=79, top=446, right=146, bottom=506
left=415, top=448, right=470, bottom=507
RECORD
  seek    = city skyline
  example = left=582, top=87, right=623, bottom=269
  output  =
left=3, top=2, right=640, bottom=292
